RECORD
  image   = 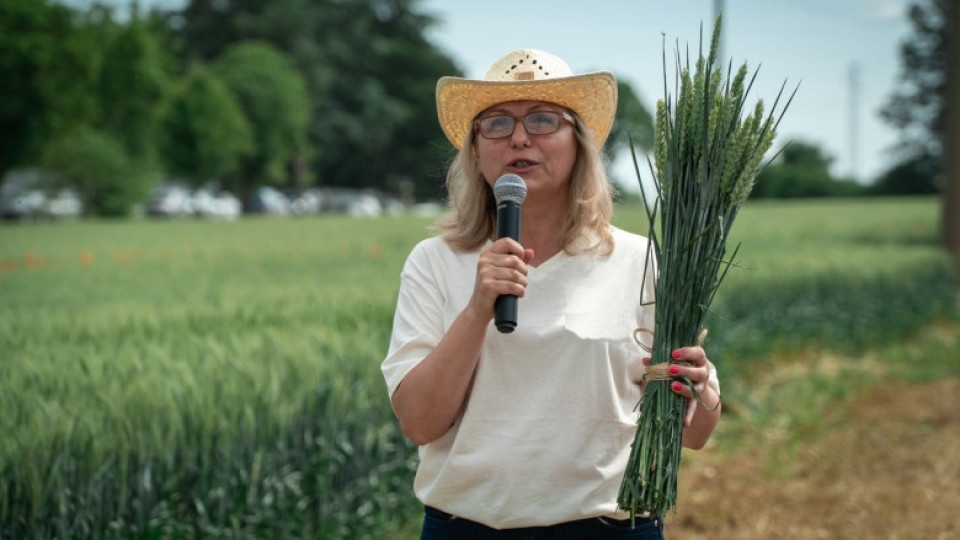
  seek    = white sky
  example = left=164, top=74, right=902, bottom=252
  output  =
left=65, top=0, right=914, bottom=188
left=418, top=0, right=914, bottom=188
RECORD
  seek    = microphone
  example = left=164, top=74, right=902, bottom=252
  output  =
left=492, top=174, right=527, bottom=333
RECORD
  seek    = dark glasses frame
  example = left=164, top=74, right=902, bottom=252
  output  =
left=474, top=110, right=577, bottom=139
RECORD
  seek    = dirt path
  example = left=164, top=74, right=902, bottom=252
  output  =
left=668, top=380, right=960, bottom=539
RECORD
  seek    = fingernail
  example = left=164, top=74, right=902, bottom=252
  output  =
left=671, top=350, right=682, bottom=360
left=672, top=382, right=682, bottom=392
left=669, top=365, right=680, bottom=375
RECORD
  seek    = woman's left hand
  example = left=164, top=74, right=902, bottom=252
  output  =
left=642, top=348, right=718, bottom=428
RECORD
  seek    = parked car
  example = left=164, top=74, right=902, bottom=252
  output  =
left=317, top=187, right=386, bottom=217
left=247, top=186, right=292, bottom=215
left=1, top=169, right=83, bottom=220
left=347, top=193, right=382, bottom=217
left=192, top=188, right=241, bottom=220
left=146, top=183, right=195, bottom=217
left=44, top=189, right=83, bottom=219
left=290, top=189, right=323, bottom=215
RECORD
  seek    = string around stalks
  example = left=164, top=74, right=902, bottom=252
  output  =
left=632, top=328, right=720, bottom=412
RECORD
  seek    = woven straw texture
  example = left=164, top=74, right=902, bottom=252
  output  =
left=436, top=49, right=617, bottom=150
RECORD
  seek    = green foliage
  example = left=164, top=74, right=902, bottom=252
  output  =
left=160, top=63, right=254, bottom=185
left=2, top=0, right=655, bottom=204
left=868, top=149, right=942, bottom=195
left=213, top=41, right=311, bottom=198
left=752, top=140, right=865, bottom=198
left=40, top=128, right=151, bottom=217
left=607, top=79, right=655, bottom=156
left=291, top=0, right=459, bottom=199
left=876, top=1, right=950, bottom=206
left=0, top=0, right=101, bottom=172
left=880, top=0, right=949, bottom=161
left=178, top=0, right=460, bottom=199
left=98, top=17, right=173, bottom=162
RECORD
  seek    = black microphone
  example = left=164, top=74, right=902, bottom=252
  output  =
left=492, top=174, right=527, bottom=333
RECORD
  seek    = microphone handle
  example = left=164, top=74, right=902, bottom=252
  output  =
left=495, top=201, right=522, bottom=333
left=494, top=295, right=517, bottom=333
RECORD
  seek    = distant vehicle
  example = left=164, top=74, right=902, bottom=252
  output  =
left=44, top=189, right=83, bottom=219
left=192, top=188, right=241, bottom=220
left=0, top=188, right=45, bottom=220
left=317, top=187, right=386, bottom=217
left=146, top=183, right=195, bottom=217
left=0, top=169, right=84, bottom=220
left=247, top=186, right=291, bottom=215
left=348, top=193, right=382, bottom=217
left=290, top=189, right=323, bottom=215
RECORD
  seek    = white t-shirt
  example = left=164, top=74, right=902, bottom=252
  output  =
left=381, top=226, right=657, bottom=529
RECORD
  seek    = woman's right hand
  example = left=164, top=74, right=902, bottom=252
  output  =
left=391, top=238, right=534, bottom=445
left=468, top=238, right=534, bottom=321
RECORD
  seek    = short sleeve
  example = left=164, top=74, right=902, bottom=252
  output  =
left=381, top=240, right=446, bottom=399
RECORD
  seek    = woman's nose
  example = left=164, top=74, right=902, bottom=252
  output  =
left=510, top=121, right=531, bottom=148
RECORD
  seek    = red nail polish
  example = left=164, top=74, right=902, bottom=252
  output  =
left=669, top=365, right=679, bottom=375
left=671, top=350, right=682, bottom=360
left=672, top=382, right=682, bottom=392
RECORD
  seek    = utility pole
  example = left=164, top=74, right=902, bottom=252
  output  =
left=848, top=61, right=861, bottom=181
left=714, top=0, right=725, bottom=66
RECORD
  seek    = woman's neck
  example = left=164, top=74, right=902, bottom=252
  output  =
left=519, top=199, right=564, bottom=267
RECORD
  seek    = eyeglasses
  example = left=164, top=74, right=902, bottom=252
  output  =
left=474, top=111, right=576, bottom=139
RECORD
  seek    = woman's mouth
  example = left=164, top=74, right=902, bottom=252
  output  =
left=509, top=159, right=536, bottom=170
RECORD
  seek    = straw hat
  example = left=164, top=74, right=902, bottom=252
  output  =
left=436, top=49, right=618, bottom=150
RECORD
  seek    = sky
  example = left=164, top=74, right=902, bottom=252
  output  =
left=415, top=0, right=914, bottom=187
left=68, top=0, right=914, bottom=188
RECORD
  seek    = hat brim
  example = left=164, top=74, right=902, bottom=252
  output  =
left=436, top=71, right=618, bottom=150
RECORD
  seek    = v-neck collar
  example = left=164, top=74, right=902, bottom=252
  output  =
left=527, top=249, right=566, bottom=276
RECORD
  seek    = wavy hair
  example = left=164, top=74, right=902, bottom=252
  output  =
left=436, top=112, right=616, bottom=255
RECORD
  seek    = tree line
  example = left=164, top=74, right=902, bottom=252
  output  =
left=0, top=0, right=655, bottom=216
left=1, top=0, right=462, bottom=215
left=0, top=0, right=953, bottom=219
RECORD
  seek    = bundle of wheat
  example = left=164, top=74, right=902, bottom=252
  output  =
left=618, top=15, right=795, bottom=520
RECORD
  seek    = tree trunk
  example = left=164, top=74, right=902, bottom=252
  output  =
left=288, top=153, right=308, bottom=195
left=944, top=0, right=960, bottom=275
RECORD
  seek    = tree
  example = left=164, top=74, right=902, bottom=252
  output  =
left=881, top=0, right=958, bottom=268
left=41, top=128, right=149, bottom=217
left=212, top=41, right=310, bottom=203
left=160, top=63, right=254, bottom=186
left=606, top=79, right=655, bottom=157
left=98, top=14, right=173, bottom=162
left=176, top=0, right=460, bottom=200
left=751, top=140, right=863, bottom=199
left=869, top=151, right=942, bottom=195
left=881, top=0, right=949, bottom=162
left=0, top=0, right=101, bottom=174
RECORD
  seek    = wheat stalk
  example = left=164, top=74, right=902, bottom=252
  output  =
left=617, top=14, right=796, bottom=519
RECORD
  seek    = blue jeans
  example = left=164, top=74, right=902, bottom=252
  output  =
left=420, top=506, right=664, bottom=539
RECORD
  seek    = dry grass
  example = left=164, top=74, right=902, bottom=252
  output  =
left=670, top=379, right=960, bottom=539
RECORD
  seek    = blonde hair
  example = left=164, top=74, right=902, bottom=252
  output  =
left=436, top=112, right=615, bottom=255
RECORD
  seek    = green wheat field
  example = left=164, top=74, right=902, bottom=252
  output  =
left=1, top=197, right=957, bottom=538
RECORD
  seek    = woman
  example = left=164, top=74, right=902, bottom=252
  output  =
left=382, top=49, right=721, bottom=539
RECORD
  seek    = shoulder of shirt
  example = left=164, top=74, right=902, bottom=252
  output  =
left=609, top=225, right=651, bottom=253
left=408, top=235, right=482, bottom=262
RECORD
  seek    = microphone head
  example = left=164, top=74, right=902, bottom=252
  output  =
left=493, top=174, right=527, bottom=205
